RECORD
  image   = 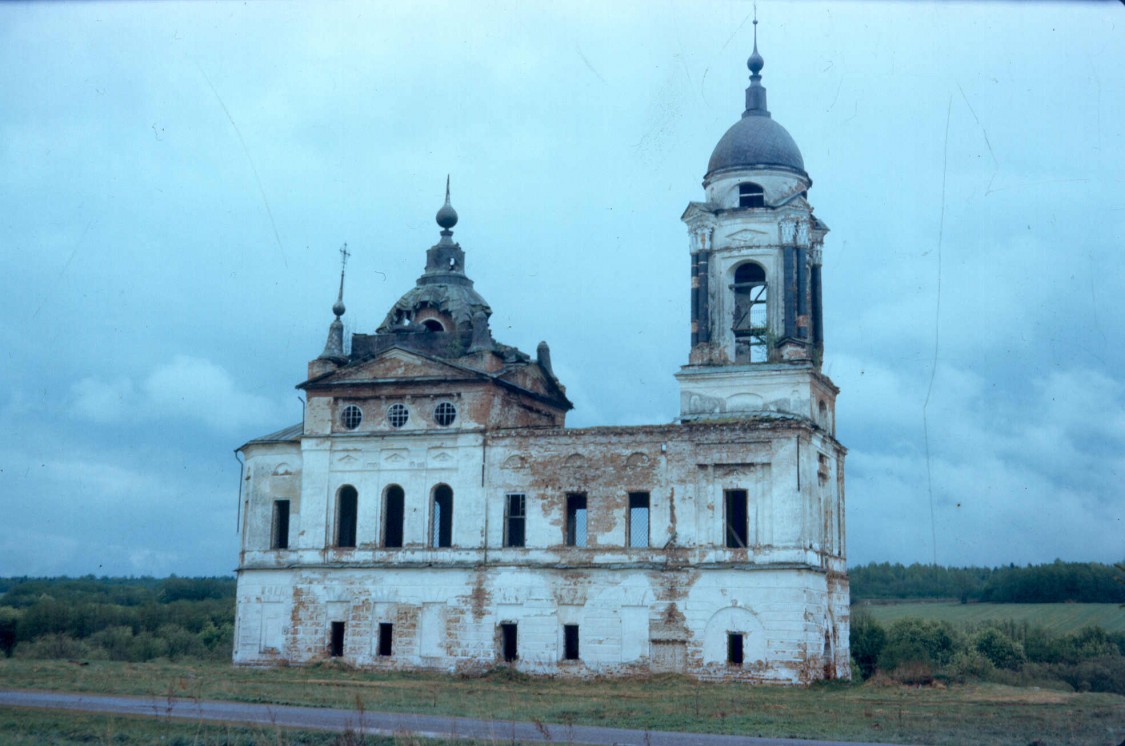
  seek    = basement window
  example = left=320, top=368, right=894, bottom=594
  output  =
left=378, top=623, right=393, bottom=657
left=727, top=632, right=744, bottom=666
left=738, top=182, right=765, bottom=208
left=565, top=493, right=587, bottom=547
left=270, top=500, right=290, bottom=550
left=341, top=405, right=363, bottom=430
left=627, top=492, right=650, bottom=548
left=330, top=622, right=346, bottom=658
left=431, top=484, right=453, bottom=548
left=335, top=485, right=358, bottom=548
left=724, top=489, right=748, bottom=548
left=563, top=625, right=580, bottom=661
left=500, top=623, right=518, bottom=662
left=383, top=485, right=405, bottom=548
left=504, top=493, right=526, bottom=548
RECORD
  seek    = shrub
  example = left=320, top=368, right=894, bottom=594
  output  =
left=1052, top=656, right=1125, bottom=695
left=13, top=633, right=104, bottom=660
left=878, top=618, right=959, bottom=672
left=944, top=649, right=996, bottom=683
left=973, top=627, right=1027, bottom=671
left=849, top=612, right=885, bottom=680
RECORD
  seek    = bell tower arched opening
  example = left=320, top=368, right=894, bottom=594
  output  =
left=732, top=262, right=768, bottom=363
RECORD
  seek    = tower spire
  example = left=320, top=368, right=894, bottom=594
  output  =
left=318, top=243, right=350, bottom=361
left=744, top=8, right=769, bottom=117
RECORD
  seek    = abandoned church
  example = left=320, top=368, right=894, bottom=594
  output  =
left=233, top=35, right=850, bottom=683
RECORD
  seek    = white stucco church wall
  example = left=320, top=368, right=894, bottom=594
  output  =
left=233, top=31, right=850, bottom=684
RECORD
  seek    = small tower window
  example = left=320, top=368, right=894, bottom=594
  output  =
left=434, top=402, right=457, bottom=427
left=422, top=319, right=444, bottom=332
left=732, top=262, right=768, bottom=363
left=387, top=403, right=409, bottom=428
left=341, top=405, right=362, bottom=430
left=738, top=182, right=765, bottom=208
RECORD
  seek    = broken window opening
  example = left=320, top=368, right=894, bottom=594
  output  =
left=383, top=485, right=405, bottom=548
left=422, top=319, right=444, bottom=332
left=727, top=632, right=744, bottom=666
left=378, top=623, right=393, bottom=657
left=565, top=493, right=587, bottom=547
left=330, top=621, right=346, bottom=658
left=431, top=484, right=453, bottom=548
left=732, top=262, right=768, bottom=363
left=504, top=493, right=526, bottom=548
left=500, top=622, right=518, bottom=662
left=627, top=492, right=650, bottom=548
left=724, top=489, right=749, bottom=548
left=563, top=624, right=580, bottom=661
left=738, top=182, right=765, bottom=208
left=335, top=485, right=358, bottom=548
left=270, top=500, right=290, bottom=550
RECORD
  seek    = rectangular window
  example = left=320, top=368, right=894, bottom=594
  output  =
left=335, top=487, right=358, bottom=548
left=565, top=493, right=587, bottom=547
left=377, top=623, right=393, bottom=657
left=727, top=632, right=744, bottom=666
left=383, top=486, right=404, bottom=548
left=724, top=489, right=748, bottom=548
left=500, top=622, right=518, bottom=662
left=563, top=624, right=580, bottom=661
left=270, top=500, right=290, bottom=550
left=431, top=485, right=453, bottom=547
left=627, top=492, right=650, bottom=548
left=330, top=621, right=346, bottom=658
left=504, top=493, right=526, bottom=547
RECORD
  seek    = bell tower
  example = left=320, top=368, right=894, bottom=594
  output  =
left=676, top=22, right=837, bottom=432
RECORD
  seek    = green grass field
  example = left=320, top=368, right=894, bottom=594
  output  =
left=855, top=601, right=1125, bottom=633
left=0, top=659, right=1123, bottom=745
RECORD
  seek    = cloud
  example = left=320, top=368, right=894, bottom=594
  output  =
left=71, top=355, right=284, bottom=433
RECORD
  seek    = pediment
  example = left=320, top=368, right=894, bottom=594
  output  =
left=318, top=347, right=486, bottom=386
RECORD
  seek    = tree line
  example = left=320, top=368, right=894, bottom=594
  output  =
left=850, top=614, right=1125, bottom=694
left=0, top=576, right=234, bottom=661
left=849, top=560, right=1125, bottom=603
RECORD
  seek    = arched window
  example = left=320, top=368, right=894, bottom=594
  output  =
left=738, top=182, right=765, bottom=208
left=431, top=484, right=453, bottom=548
left=422, top=319, right=444, bottom=332
left=732, top=262, right=768, bottom=363
left=335, top=485, right=358, bottom=548
left=383, top=485, right=405, bottom=548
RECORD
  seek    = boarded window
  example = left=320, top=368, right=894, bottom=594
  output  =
left=500, top=623, right=518, bottom=662
left=563, top=624, right=580, bottom=661
left=727, top=632, right=744, bottom=666
left=335, top=486, right=358, bottom=548
left=565, top=493, right=587, bottom=547
left=627, top=492, right=650, bottom=548
left=383, top=485, right=404, bottom=548
left=378, top=623, right=393, bottom=657
left=330, top=621, right=346, bottom=658
left=270, top=500, right=290, bottom=550
left=738, top=182, right=765, bottom=208
left=504, top=493, right=526, bottom=548
left=431, top=484, right=453, bottom=548
left=724, top=489, right=748, bottom=548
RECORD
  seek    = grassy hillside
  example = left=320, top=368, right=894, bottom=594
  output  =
left=856, top=602, right=1125, bottom=634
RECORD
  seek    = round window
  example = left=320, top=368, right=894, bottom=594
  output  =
left=434, top=402, right=457, bottom=427
left=341, top=405, right=363, bottom=430
left=387, top=403, right=409, bottom=428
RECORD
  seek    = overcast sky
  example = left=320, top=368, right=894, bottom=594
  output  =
left=2, top=1, right=1122, bottom=577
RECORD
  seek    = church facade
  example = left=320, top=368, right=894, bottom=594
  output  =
left=233, top=39, right=850, bottom=683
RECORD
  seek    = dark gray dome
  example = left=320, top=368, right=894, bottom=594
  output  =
left=706, top=114, right=805, bottom=177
